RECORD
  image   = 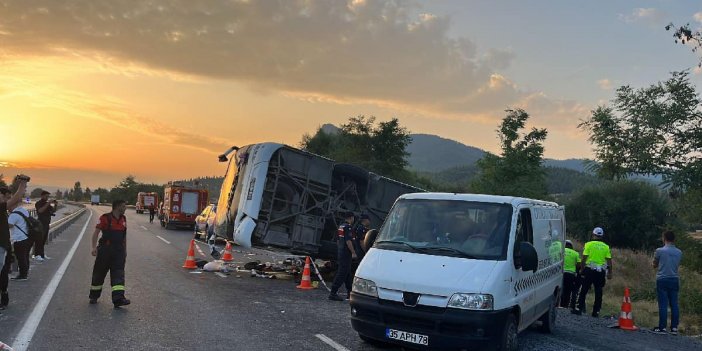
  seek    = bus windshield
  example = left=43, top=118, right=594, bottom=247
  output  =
left=375, top=199, right=513, bottom=260
left=214, top=151, right=240, bottom=231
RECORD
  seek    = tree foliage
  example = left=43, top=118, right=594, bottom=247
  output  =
left=73, top=181, right=83, bottom=201
left=301, top=116, right=416, bottom=183
left=665, top=23, right=702, bottom=67
left=470, top=109, right=548, bottom=199
left=579, top=71, right=702, bottom=190
left=30, top=188, right=46, bottom=198
left=566, top=180, right=672, bottom=250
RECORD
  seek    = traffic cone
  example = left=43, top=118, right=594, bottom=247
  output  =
left=182, top=239, right=198, bottom=269
left=617, top=287, right=639, bottom=331
left=221, top=241, right=234, bottom=262
left=296, top=256, right=315, bottom=290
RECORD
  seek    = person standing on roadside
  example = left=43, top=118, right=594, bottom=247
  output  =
left=148, top=204, right=156, bottom=224
left=89, top=199, right=131, bottom=308
left=573, top=227, right=612, bottom=317
left=328, top=212, right=358, bottom=301
left=652, top=231, right=683, bottom=335
left=34, top=190, right=56, bottom=261
left=0, top=176, right=29, bottom=311
left=8, top=201, right=32, bottom=281
left=561, top=240, right=581, bottom=308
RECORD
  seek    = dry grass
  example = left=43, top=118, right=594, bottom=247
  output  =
left=569, top=239, right=702, bottom=336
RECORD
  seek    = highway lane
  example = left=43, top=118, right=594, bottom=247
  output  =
left=1, top=206, right=701, bottom=351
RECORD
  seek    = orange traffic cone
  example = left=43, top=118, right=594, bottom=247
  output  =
left=221, top=241, right=234, bottom=262
left=617, top=287, right=639, bottom=331
left=182, top=239, right=198, bottom=269
left=296, top=256, right=315, bottom=290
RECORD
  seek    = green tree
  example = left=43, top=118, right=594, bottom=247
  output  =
left=30, top=188, right=46, bottom=198
left=566, top=180, right=672, bottom=250
left=470, top=109, right=548, bottom=199
left=63, top=190, right=69, bottom=200
left=301, top=116, right=413, bottom=182
left=579, top=71, right=702, bottom=190
left=84, top=187, right=92, bottom=201
left=0, top=174, right=6, bottom=188
left=73, top=181, right=83, bottom=201
left=55, top=189, right=63, bottom=200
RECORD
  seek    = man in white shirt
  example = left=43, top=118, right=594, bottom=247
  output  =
left=8, top=202, right=32, bottom=281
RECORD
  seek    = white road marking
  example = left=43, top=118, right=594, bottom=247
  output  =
left=215, top=272, right=227, bottom=278
left=12, top=209, right=93, bottom=351
left=140, top=225, right=148, bottom=231
left=156, top=235, right=171, bottom=244
left=315, top=334, right=350, bottom=351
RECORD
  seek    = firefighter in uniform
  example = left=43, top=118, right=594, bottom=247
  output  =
left=574, top=227, right=612, bottom=317
left=89, top=200, right=131, bottom=307
left=329, top=212, right=358, bottom=301
left=561, top=240, right=581, bottom=308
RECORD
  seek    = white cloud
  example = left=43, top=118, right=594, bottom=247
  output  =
left=597, top=79, right=613, bottom=90
left=0, top=0, right=583, bottom=129
left=694, top=12, right=702, bottom=24
left=619, top=8, right=667, bottom=27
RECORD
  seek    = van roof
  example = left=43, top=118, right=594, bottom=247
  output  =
left=398, top=192, right=560, bottom=208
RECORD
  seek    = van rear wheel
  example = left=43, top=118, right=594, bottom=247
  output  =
left=538, top=294, right=557, bottom=333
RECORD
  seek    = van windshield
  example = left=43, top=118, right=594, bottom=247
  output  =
left=375, top=199, right=513, bottom=260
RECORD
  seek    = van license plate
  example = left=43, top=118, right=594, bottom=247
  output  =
left=386, top=328, right=429, bottom=346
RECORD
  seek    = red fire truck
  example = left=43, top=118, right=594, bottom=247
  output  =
left=136, top=192, right=159, bottom=214
left=160, top=183, right=209, bottom=229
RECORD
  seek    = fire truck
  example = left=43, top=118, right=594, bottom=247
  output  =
left=161, top=183, right=209, bottom=230
left=135, top=192, right=159, bottom=214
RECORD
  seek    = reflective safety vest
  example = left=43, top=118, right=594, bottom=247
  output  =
left=583, top=240, right=611, bottom=270
left=564, top=248, right=580, bottom=273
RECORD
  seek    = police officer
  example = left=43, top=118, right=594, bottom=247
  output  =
left=354, top=214, right=371, bottom=257
left=329, top=212, right=358, bottom=301
left=89, top=200, right=131, bottom=308
left=574, top=227, right=612, bottom=317
left=561, top=240, right=581, bottom=308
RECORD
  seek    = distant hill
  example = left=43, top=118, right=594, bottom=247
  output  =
left=318, top=123, right=591, bottom=174
left=407, top=134, right=486, bottom=172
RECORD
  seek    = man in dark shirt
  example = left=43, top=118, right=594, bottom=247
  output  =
left=34, top=190, right=56, bottom=261
left=0, top=176, right=29, bottom=311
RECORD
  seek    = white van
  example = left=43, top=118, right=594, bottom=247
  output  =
left=350, top=193, right=565, bottom=351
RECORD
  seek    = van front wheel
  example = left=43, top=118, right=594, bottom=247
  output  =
left=489, top=313, right=518, bottom=351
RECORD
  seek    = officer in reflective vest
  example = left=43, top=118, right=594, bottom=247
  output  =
left=89, top=199, right=131, bottom=308
left=574, top=227, right=612, bottom=317
left=562, top=240, right=581, bottom=309
left=329, top=212, right=358, bottom=301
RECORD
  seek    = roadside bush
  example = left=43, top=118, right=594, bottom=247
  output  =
left=566, top=180, right=671, bottom=251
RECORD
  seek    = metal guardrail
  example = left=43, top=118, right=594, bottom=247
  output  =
left=47, top=204, right=88, bottom=242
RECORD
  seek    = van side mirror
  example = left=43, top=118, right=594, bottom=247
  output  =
left=364, top=229, right=379, bottom=251
left=518, top=242, right=538, bottom=272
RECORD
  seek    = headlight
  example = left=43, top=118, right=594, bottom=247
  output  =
left=352, top=277, right=378, bottom=297
left=447, top=293, right=493, bottom=310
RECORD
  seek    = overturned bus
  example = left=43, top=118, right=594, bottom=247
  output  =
left=213, top=143, right=422, bottom=260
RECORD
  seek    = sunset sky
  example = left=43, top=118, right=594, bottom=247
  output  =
left=1, top=1, right=701, bottom=189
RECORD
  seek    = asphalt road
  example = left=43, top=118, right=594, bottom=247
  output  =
left=1, top=206, right=700, bottom=351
